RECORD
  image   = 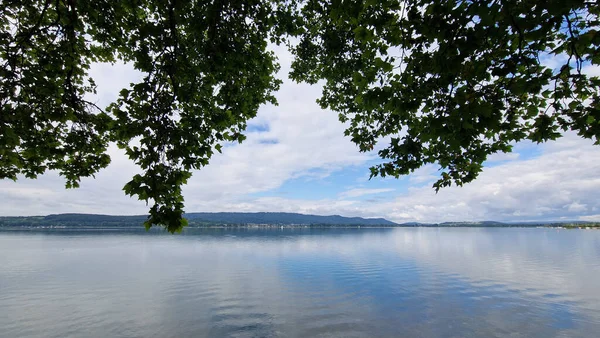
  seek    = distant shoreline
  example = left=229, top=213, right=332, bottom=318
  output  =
left=1, top=224, right=598, bottom=231
left=1, top=212, right=598, bottom=230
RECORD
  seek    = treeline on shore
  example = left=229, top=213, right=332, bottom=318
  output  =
left=0, top=213, right=598, bottom=229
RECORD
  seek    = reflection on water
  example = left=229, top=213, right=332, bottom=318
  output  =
left=0, top=228, right=599, bottom=337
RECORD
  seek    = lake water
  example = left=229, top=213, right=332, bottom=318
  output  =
left=1, top=228, right=599, bottom=337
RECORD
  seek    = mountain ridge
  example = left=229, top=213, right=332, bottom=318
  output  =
left=0, top=212, right=398, bottom=227
left=0, top=212, right=597, bottom=228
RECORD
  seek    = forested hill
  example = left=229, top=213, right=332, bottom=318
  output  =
left=185, top=212, right=396, bottom=225
left=1, top=213, right=597, bottom=228
left=0, top=212, right=398, bottom=227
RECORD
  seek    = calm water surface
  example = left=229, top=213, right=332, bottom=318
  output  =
left=1, top=228, right=599, bottom=337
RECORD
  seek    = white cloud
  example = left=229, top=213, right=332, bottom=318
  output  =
left=486, top=151, right=520, bottom=163
left=181, top=46, right=372, bottom=204
left=387, top=134, right=600, bottom=222
left=339, top=188, right=395, bottom=199
left=408, top=164, right=439, bottom=185
left=579, top=214, right=600, bottom=222
left=583, top=64, right=600, bottom=77
left=165, top=132, right=600, bottom=224
left=366, top=132, right=600, bottom=223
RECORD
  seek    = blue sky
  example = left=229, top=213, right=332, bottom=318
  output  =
left=1, top=47, right=599, bottom=223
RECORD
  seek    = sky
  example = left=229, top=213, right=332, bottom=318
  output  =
left=1, top=46, right=599, bottom=223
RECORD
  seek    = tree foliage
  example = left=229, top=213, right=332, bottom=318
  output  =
left=1, top=0, right=599, bottom=232
left=1, top=0, right=284, bottom=232
left=291, top=0, right=600, bottom=190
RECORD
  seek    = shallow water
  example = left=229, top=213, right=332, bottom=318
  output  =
left=1, top=228, right=599, bottom=337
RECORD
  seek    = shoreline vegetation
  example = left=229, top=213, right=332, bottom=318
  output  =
left=0, top=213, right=598, bottom=230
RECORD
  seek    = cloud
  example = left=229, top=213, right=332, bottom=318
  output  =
left=166, top=132, right=600, bottom=224
left=339, top=188, right=395, bottom=199
left=579, top=214, right=600, bottom=222
left=408, top=164, right=439, bottom=185
left=180, top=45, right=373, bottom=205
left=486, top=152, right=520, bottom=163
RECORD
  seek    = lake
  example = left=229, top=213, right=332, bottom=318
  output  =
left=1, top=228, right=599, bottom=337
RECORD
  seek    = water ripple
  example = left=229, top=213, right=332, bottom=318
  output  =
left=1, top=228, right=600, bottom=337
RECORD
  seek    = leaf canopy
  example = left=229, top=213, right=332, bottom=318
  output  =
left=291, top=0, right=600, bottom=190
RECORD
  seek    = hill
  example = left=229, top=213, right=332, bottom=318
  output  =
left=185, top=212, right=396, bottom=226
left=0, top=212, right=398, bottom=228
left=1, top=213, right=597, bottom=229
